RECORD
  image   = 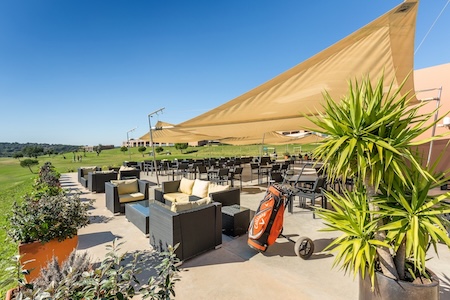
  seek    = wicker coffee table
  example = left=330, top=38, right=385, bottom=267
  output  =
left=125, top=200, right=149, bottom=235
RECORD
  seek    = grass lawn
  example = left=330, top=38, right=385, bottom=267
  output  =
left=0, top=143, right=316, bottom=294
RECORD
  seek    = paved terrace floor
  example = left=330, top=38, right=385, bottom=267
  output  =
left=61, top=169, right=450, bottom=300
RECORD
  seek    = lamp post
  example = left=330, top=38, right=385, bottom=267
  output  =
left=148, top=107, right=165, bottom=186
left=417, top=87, right=443, bottom=166
left=126, top=127, right=137, bottom=160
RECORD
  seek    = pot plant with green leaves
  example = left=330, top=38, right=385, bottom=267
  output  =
left=6, top=162, right=92, bottom=282
left=308, top=75, right=450, bottom=299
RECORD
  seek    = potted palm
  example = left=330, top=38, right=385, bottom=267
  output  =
left=308, top=76, right=450, bottom=299
left=7, top=162, right=92, bottom=282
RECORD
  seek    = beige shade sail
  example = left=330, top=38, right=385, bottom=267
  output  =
left=176, top=1, right=419, bottom=140
left=220, top=131, right=325, bottom=145
left=139, top=121, right=219, bottom=143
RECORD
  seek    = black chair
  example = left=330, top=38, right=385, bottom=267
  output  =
left=294, top=176, right=326, bottom=219
left=211, top=168, right=229, bottom=185
left=268, top=171, right=284, bottom=186
left=197, top=165, right=209, bottom=180
left=229, top=167, right=243, bottom=189
left=250, top=163, right=261, bottom=183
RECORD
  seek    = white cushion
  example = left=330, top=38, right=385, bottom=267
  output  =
left=191, top=197, right=212, bottom=208
left=178, top=178, right=195, bottom=195
left=191, top=179, right=210, bottom=198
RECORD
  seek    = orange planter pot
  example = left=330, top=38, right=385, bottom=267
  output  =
left=18, top=235, right=78, bottom=282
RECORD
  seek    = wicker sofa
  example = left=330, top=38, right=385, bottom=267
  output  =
left=150, top=178, right=240, bottom=261
left=154, top=178, right=240, bottom=207
left=149, top=199, right=223, bottom=262
left=78, top=166, right=101, bottom=188
left=88, top=170, right=118, bottom=193
left=105, top=178, right=149, bottom=214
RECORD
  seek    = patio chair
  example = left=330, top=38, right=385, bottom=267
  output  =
left=250, top=163, right=261, bottom=183
left=197, top=165, right=209, bottom=180
left=294, top=176, right=326, bottom=219
left=211, top=168, right=229, bottom=185
left=229, top=167, right=243, bottom=189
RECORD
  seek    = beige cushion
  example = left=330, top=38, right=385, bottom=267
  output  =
left=163, top=193, right=190, bottom=203
left=191, top=197, right=212, bottom=208
left=208, top=183, right=230, bottom=194
left=111, top=179, right=139, bottom=195
left=119, top=166, right=136, bottom=171
left=119, top=192, right=145, bottom=203
left=178, top=178, right=195, bottom=195
left=170, top=201, right=193, bottom=212
left=82, top=167, right=96, bottom=179
left=191, top=179, right=210, bottom=198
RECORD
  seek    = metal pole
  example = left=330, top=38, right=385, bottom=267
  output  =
left=148, top=108, right=165, bottom=186
left=126, top=127, right=136, bottom=161
left=426, top=87, right=442, bottom=166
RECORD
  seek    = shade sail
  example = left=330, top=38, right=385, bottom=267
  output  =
left=220, top=131, right=325, bottom=145
left=139, top=121, right=218, bottom=143
left=176, top=1, right=418, bottom=140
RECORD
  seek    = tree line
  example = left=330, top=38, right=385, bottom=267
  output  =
left=0, top=142, right=81, bottom=158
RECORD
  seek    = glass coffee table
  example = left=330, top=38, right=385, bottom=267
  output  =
left=125, top=200, right=149, bottom=235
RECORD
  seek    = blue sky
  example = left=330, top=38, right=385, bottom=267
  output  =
left=1, top=0, right=449, bottom=146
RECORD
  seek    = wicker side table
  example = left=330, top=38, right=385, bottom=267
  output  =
left=222, top=204, right=250, bottom=236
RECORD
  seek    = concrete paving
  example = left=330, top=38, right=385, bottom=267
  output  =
left=60, top=170, right=450, bottom=300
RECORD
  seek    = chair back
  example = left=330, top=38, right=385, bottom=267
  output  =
left=218, top=168, right=229, bottom=177
left=233, top=167, right=243, bottom=175
left=312, top=177, right=326, bottom=193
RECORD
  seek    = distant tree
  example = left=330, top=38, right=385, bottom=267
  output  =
left=138, top=146, right=147, bottom=157
left=22, top=146, right=44, bottom=158
left=13, top=152, right=24, bottom=160
left=93, top=144, right=103, bottom=156
left=155, top=146, right=164, bottom=153
left=174, top=143, right=188, bottom=154
left=120, top=146, right=128, bottom=154
left=44, top=148, right=54, bottom=157
left=20, top=158, right=39, bottom=173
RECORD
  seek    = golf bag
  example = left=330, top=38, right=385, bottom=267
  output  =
left=248, top=184, right=286, bottom=252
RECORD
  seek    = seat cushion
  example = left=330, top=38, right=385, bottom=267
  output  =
left=119, top=192, right=145, bottom=203
left=111, top=179, right=139, bottom=195
left=164, top=192, right=190, bottom=203
left=191, top=179, right=210, bottom=198
left=178, top=178, right=195, bottom=195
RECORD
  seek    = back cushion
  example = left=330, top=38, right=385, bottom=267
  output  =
left=178, top=178, right=195, bottom=195
left=208, top=183, right=230, bottom=194
left=112, top=179, right=139, bottom=195
left=191, top=179, right=210, bottom=198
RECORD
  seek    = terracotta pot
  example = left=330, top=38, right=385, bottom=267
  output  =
left=5, top=288, right=14, bottom=300
left=359, top=269, right=440, bottom=300
left=18, top=235, right=78, bottom=282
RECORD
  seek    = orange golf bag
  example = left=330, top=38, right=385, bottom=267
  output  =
left=248, top=184, right=286, bottom=252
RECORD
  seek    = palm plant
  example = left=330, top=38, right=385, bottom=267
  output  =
left=309, top=75, right=450, bottom=287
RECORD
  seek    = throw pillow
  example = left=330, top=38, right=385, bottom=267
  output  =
left=114, top=179, right=139, bottom=195
left=191, top=179, right=210, bottom=198
left=178, top=178, right=195, bottom=195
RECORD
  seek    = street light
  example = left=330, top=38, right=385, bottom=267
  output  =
left=148, top=107, right=165, bottom=186
left=417, top=87, right=443, bottom=166
left=126, top=127, right=137, bottom=160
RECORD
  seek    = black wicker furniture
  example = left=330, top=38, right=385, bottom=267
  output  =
left=78, top=166, right=101, bottom=188
left=125, top=200, right=149, bottom=235
left=221, top=204, right=250, bottom=236
left=88, top=171, right=118, bottom=193
left=149, top=199, right=222, bottom=261
left=105, top=178, right=149, bottom=214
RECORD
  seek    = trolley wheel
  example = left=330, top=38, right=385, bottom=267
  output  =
left=295, top=236, right=314, bottom=259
